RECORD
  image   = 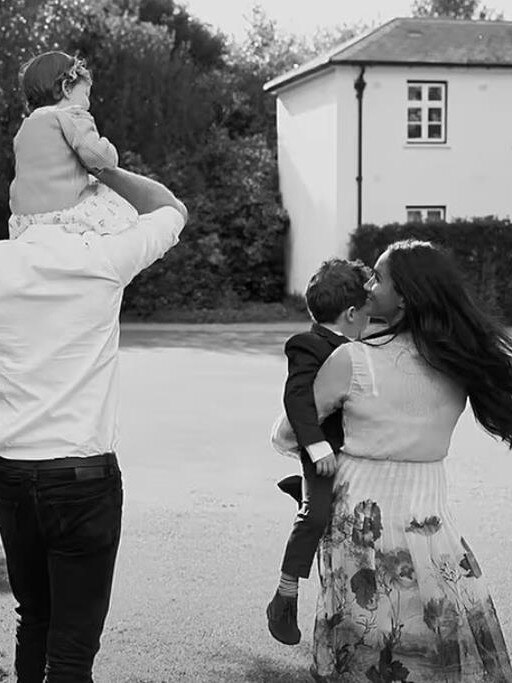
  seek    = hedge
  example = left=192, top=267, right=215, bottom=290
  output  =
left=348, top=217, right=512, bottom=323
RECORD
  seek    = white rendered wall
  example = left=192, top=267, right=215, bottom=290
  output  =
left=275, top=64, right=512, bottom=293
left=362, top=66, right=512, bottom=226
left=275, top=70, right=341, bottom=295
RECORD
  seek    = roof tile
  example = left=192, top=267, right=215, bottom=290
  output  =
left=264, top=17, right=512, bottom=92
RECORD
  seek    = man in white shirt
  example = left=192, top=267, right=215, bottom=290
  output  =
left=0, top=168, right=187, bottom=682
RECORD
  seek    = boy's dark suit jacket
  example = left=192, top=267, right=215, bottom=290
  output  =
left=283, top=323, right=349, bottom=455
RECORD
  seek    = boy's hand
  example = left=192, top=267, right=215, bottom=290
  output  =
left=315, top=453, right=336, bottom=477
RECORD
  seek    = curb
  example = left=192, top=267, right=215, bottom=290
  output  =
left=120, top=322, right=308, bottom=333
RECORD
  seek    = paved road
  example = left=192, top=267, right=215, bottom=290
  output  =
left=0, top=323, right=510, bottom=682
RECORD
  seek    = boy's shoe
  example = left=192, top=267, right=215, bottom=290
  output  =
left=266, top=590, right=301, bottom=645
left=277, top=475, right=302, bottom=507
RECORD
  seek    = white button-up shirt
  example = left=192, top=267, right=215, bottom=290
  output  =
left=0, top=207, right=184, bottom=460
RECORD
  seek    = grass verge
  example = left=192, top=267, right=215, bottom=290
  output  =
left=121, top=297, right=309, bottom=324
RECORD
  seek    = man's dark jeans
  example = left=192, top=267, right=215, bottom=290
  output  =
left=0, top=453, right=123, bottom=683
left=281, top=450, right=334, bottom=579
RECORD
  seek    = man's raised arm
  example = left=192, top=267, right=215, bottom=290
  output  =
left=98, top=167, right=188, bottom=222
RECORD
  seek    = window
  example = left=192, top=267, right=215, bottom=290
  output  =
left=406, top=206, right=446, bottom=223
left=407, top=82, right=447, bottom=144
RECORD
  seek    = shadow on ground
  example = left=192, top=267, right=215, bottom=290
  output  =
left=237, top=654, right=312, bottom=682
left=214, top=644, right=313, bottom=683
left=124, top=647, right=314, bottom=682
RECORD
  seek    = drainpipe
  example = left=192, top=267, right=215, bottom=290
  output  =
left=354, top=66, right=366, bottom=228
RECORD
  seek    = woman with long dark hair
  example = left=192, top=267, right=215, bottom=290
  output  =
left=308, top=240, right=512, bottom=681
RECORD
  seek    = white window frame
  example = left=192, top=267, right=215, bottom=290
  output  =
left=407, top=81, right=447, bottom=144
left=406, top=205, right=446, bottom=223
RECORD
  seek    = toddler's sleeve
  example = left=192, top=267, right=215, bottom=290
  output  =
left=57, top=106, right=118, bottom=173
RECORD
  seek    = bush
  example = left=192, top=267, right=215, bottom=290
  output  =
left=122, top=298, right=309, bottom=323
left=349, top=217, right=512, bottom=323
left=121, top=129, right=288, bottom=316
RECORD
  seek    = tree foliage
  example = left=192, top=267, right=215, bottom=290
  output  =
left=411, top=0, right=503, bottom=20
left=137, top=0, right=227, bottom=68
left=0, top=0, right=364, bottom=313
left=3, top=0, right=340, bottom=312
left=224, top=6, right=357, bottom=145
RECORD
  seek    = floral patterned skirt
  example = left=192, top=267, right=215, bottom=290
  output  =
left=312, top=454, right=512, bottom=682
left=9, top=180, right=138, bottom=239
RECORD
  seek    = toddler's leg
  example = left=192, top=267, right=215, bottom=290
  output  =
left=281, top=452, right=333, bottom=578
left=267, top=452, right=334, bottom=645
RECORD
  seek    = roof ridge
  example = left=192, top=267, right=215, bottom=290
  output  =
left=262, top=20, right=399, bottom=94
left=327, top=17, right=399, bottom=60
left=263, top=16, right=512, bottom=94
left=335, top=17, right=402, bottom=60
left=397, top=15, right=512, bottom=26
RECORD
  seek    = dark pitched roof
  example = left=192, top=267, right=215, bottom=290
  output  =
left=264, top=17, right=512, bottom=93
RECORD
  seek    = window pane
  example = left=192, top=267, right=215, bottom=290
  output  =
left=408, top=107, right=422, bottom=122
left=426, top=210, right=443, bottom=222
left=408, top=124, right=422, bottom=139
left=428, top=85, right=443, bottom=101
left=408, top=85, right=422, bottom=101
left=407, top=210, right=422, bottom=222
left=428, top=124, right=442, bottom=139
left=428, top=108, right=442, bottom=122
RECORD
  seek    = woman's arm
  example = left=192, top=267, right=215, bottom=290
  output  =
left=313, top=344, right=353, bottom=421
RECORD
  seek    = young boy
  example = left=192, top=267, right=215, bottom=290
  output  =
left=266, top=258, right=371, bottom=645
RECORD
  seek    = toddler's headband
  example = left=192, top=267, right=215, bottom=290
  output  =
left=62, top=56, right=91, bottom=88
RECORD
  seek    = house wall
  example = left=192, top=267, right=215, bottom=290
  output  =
left=275, top=70, right=341, bottom=295
left=362, top=65, right=512, bottom=225
left=275, top=64, right=512, bottom=294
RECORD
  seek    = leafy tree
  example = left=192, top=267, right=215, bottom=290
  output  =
left=122, top=129, right=288, bottom=314
left=224, top=5, right=357, bottom=144
left=138, top=0, right=227, bottom=68
left=411, top=0, right=503, bottom=20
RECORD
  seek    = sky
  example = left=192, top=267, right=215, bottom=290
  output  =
left=182, top=0, right=512, bottom=41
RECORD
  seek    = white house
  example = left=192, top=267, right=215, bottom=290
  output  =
left=264, top=17, right=512, bottom=295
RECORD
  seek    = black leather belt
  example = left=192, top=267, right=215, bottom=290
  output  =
left=0, top=452, right=118, bottom=480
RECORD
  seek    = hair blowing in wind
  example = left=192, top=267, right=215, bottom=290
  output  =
left=369, top=240, right=512, bottom=448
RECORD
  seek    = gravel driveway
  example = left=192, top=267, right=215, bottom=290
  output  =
left=0, top=323, right=510, bottom=682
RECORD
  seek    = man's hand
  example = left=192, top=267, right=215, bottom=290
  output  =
left=315, top=452, right=336, bottom=477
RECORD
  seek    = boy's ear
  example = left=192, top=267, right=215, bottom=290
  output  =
left=61, top=81, right=72, bottom=99
left=345, top=306, right=356, bottom=323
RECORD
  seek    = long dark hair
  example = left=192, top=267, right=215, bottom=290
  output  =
left=364, top=239, right=512, bottom=447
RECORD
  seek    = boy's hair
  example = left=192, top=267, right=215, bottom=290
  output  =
left=305, top=258, right=370, bottom=324
left=19, top=51, right=91, bottom=112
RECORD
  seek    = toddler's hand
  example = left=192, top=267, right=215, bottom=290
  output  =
left=315, top=453, right=336, bottom=477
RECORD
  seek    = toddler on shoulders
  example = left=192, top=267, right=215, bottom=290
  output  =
left=9, top=51, right=137, bottom=239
